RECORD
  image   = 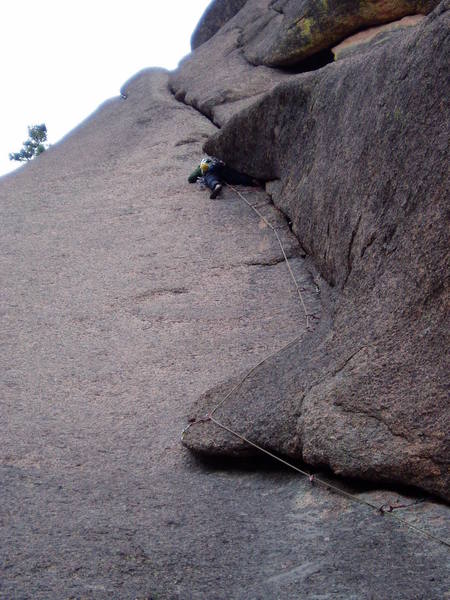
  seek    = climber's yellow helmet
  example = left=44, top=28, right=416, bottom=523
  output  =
left=200, top=157, right=213, bottom=174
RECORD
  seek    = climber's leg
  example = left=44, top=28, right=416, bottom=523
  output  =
left=204, top=171, right=222, bottom=199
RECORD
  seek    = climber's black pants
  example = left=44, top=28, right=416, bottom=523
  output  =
left=203, top=170, right=221, bottom=191
left=204, top=165, right=255, bottom=190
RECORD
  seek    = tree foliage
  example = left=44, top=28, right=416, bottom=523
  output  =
left=9, top=124, right=48, bottom=162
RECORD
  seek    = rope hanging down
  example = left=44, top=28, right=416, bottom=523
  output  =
left=182, top=183, right=450, bottom=550
left=226, top=184, right=311, bottom=330
left=208, top=416, right=450, bottom=549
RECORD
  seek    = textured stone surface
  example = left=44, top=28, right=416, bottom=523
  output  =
left=242, top=0, right=439, bottom=66
left=332, top=14, right=426, bottom=60
left=184, top=4, right=450, bottom=501
left=170, top=12, right=294, bottom=126
left=1, top=6, right=449, bottom=600
left=171, top=0, right=439, bottom=128
left=191, top=0, right=249, bottom=49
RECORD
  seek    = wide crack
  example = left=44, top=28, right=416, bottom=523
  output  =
left=277, top=47, right=335, bottom=73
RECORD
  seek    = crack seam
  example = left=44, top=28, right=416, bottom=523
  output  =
left=343, top=214, right=362, bottom=287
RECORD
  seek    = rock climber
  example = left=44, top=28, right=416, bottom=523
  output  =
left=188, top=156, right=260, bottom=199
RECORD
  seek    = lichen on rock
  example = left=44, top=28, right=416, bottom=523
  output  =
left=243, top=0, right=441, bottom=66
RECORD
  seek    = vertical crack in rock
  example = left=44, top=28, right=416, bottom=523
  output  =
left=177, top=3, right=449, bottom=502
left=343, top=214, right=362, bottom=288
left=1, top=2, right=449, bottom=599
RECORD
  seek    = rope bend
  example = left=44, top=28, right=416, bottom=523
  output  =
left=181, top=183, right=450, bottom=550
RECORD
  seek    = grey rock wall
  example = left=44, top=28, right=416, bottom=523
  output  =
left=1, top=4, right=449, bottom=598
left=182, top=3, right=450, bottom=500
left=171, top=0, right=440, bottom=127
left=191, top=0, right=249, bottom=49
left=242, top=0, right=440, bottom=66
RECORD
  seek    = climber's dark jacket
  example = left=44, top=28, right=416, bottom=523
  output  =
left=188, top=163, right=257, bottom=189
left=188, top=165, right=203, bottom=183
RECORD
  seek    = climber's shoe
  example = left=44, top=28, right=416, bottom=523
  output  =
left=210, top=183, right=222, bottom=199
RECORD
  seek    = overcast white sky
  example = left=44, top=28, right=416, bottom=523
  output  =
left=0, top=0, right=212, bottom=177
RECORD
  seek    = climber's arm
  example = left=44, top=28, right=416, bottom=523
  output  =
left=188, top=166, right=202, bottom=183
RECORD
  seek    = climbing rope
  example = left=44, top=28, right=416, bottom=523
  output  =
left=182, top=183, right=450, bottom=550
left=209, top=415, right=450, bottom=549
left=226, top=184, right=311, bottom=330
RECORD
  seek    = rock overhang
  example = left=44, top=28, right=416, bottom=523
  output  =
left=178, top=2, right=450, bottom=501
left=172, top=0, right=441, bottom=129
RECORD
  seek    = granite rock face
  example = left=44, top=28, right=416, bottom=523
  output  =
left=0, top=69, right=321, bottom=598
left=182, top=3, right=450, bottom=500
left=331, top=14, right=426, bottom=60
left=171, top=0, right=440, bottom=127
left=1, top=4, right=449, bottom=598
left=191, top=0, right=249, bottom=49
left=242, top=0, right=440, bottom=66
left=170, top=7, right=293, bottom=126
